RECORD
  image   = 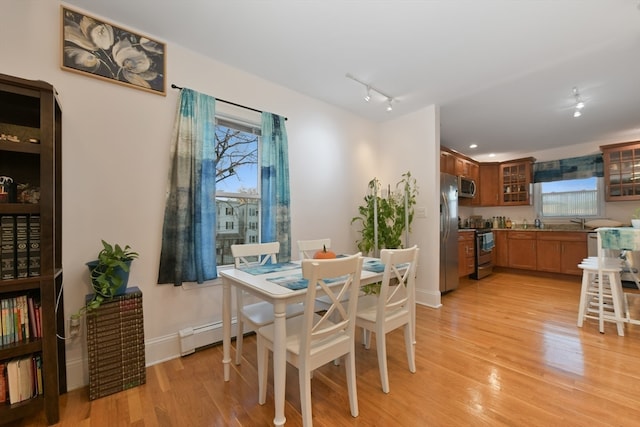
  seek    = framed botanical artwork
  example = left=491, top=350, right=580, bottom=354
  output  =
left=61, top=6, right=166, bottom=96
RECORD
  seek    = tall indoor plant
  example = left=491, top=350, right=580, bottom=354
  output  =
left=352, top=171, right=418, bottom=256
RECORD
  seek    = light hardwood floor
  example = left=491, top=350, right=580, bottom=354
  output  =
left=8, top=270, right=640, bottom=426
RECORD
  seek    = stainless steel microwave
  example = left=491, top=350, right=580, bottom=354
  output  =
left=458, top=176, right=476, bottom=198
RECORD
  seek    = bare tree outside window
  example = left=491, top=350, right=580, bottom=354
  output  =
left=214, top=122, right=260, bottom=265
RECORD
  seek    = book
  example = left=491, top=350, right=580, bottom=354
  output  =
left=28, top=215, right=40, bottom=277
left=1, top=215, right=15, bottom=279
left=27, top=295, right=37, bottom=339
left=0, top=361, right=6, bottom=403
left=15, top=215, right=28, bottom=278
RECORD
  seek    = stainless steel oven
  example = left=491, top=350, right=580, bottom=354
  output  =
left=471, top=229, right=494, bottom=280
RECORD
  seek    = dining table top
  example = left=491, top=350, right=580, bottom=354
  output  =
left=218, top=257, right=386, bottom=298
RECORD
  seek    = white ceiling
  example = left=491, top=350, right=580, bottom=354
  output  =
left=63, top=0, right=640, bottom=161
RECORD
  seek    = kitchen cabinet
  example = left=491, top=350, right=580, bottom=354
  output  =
left=479, top=163, right=499, bottom=206
left=536, top=232, right=587, bottom=276
left=493, top=230, right=508, bottom=267
left=458, top=231, right=475, bottom=277
left=440, top=150, right=456, bottom=175
left=600, top=141, right=640, bottom=201
left=507, top=231, right=536, bottom=270
left=500, top=158, right=535, bottom=206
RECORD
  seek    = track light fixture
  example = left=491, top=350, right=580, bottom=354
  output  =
left=364, top=86, right=371, bottom=102
left=572, top=87, right=585, bottom=118
left=346, top=73, right=396, bottom=112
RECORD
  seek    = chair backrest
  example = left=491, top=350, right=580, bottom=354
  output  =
left=231, top=242, right=280, bottom=268
left=299, top=253, right=363, bottom=356
left=376, top=246, right=419, bottom=318
left=297, top=238, right=332, bottom=260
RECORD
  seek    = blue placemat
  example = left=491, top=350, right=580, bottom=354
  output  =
left=268, top=274, right=309, bottom=290
left=240, top=262, right=300, bottom=276
left=363, top=260, right=385, bottom=273
left=362, top=260, right=409, bottom=273
left=268, top=274, right=350, bottom=290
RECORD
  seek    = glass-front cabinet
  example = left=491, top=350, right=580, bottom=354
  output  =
left=601, top=141, right=640, bottom=201
left=499, top=158, right=534, bottom=206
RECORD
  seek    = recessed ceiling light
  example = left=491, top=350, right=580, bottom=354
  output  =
left=488, top=153, right=496, bottom=158
left=469, top=144, right=478, bottom=149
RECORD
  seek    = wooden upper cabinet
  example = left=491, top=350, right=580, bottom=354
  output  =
left=499, top=157, right=535, bottom=206
left=601, top=141, right=640, bottom=201
left=479, top=163, right=499, bottom=206
left=440, top=150, right=456, bottom=175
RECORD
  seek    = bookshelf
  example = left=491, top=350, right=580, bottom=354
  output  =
left=0, top=73, right=63, bottom=425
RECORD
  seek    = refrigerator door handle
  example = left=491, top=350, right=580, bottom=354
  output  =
left=441, top=191, right=449, bottom=241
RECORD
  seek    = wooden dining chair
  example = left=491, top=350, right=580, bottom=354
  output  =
left=230, top=242, right=304, bottom=365
left=356, top=245, right=419, bottom=393
left=256, top=253, right=363, bottom=427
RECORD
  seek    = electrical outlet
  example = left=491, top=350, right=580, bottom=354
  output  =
left=69, top=315, right=81, bottom=338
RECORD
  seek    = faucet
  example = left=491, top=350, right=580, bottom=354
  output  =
left=570, top=218, right=586, bottom=229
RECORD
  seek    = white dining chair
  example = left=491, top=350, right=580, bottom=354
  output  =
left=256, top=253, right=363, bottom=427
left=297, top=238, right=332, bottom=260
left=230, top=242, right=304, bottom=365
left=356, top=245, right=419, bottom=393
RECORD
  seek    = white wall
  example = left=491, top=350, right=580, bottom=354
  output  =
left=1, top=0, right=384, bottom=390
left=378, top=106, right=442, bottom=308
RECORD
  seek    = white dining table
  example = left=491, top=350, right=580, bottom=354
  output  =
left=219, top=257, right=401, bottom=426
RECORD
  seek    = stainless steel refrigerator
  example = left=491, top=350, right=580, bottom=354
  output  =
left=440, top=172, right=459, bottom=292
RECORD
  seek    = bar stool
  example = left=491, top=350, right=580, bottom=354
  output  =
left=577, top=257, right=626, bottom=336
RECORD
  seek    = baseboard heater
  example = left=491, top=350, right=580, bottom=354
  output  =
left=179, top=320, right=232, bottom=356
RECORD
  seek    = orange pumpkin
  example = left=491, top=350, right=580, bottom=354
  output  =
left=313, top=245, right=336, bottom=259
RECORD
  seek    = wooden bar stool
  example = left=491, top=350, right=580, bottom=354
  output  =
left=577, top=257, right=625, bottom=336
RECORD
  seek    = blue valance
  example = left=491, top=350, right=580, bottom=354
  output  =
left=533, top=154, right=603, bottom=183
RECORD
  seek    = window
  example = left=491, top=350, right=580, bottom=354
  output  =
left=214, top=116, right=261, bottom=266
left=535, top=177, right=604, bottom=219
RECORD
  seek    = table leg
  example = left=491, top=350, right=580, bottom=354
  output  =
left=222, top=278, right=232, bottom=381
left=273, top=300, right=287, bottom=426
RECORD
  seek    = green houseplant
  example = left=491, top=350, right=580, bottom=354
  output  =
left=82, top=240, right=139, bottom=313
left=351, top=171, right=418, bottom=294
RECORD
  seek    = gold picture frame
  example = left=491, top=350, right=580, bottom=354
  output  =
left=61, top=6, right=166, bottom=96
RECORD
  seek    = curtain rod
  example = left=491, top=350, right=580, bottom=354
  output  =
left=171, top=84, right=287, bottom=120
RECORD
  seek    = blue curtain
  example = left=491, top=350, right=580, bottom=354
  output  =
left=158, top=88, right=218, bottom=285
left=533, top=154, right=603, bottom=183
left=261, top=113, right=292, bottom=261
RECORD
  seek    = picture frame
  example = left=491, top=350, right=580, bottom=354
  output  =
left=61, top=6, right=166, bottom=96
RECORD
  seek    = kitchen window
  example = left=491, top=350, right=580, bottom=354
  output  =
left=534, top=177, right=604, bottom=219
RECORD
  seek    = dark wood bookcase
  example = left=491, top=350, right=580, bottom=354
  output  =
left=0, top=73, right=64, bottom=425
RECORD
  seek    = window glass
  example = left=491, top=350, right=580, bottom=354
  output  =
left=536, top=177, right=602, bottom=218
left=214, top=120, right=260, bottom=266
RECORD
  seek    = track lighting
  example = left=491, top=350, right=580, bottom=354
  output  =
left=364, top=86, right=371, bottom=102
left=346, top=73, right=396, bottom=112
left=572, top=87, right=585, bottom=118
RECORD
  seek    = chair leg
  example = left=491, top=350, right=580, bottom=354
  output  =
left=344, top=348, right=359, bottom=418
left=299, top=366, right=313, bottom=427
left=235, top=317, right=244, bottom=365
left=375, top=331, right=389, bottom=393
left=257, top=335, right=269, bottom=405
left=577, top=270, right=591, bottom=327
left=363, top=328, right=371, bottom=349
left=404, top=323, right=416, bottom=373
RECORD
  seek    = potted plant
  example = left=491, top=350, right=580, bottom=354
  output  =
left=80, top=240, right=139, bottom=314
left=351, top=171, right=418, bottom=294
left=632, top=208, right=640, bottom=229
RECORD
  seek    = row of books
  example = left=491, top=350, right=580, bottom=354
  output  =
left=1, top=214, right=40, bottom=280
left=0, top=353, right=43, bottom=404
left=1, top=294, right=42, bottom=346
